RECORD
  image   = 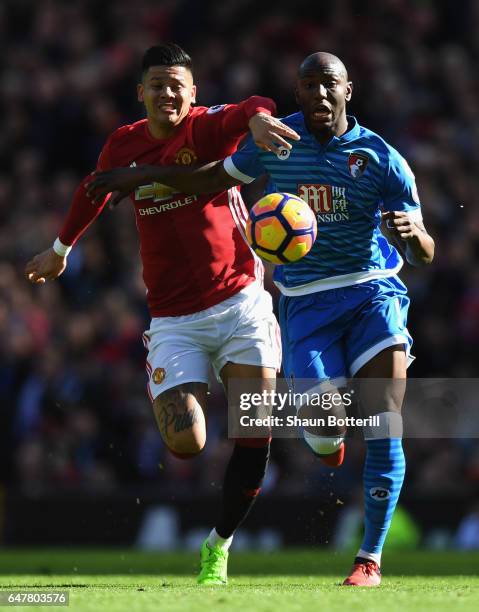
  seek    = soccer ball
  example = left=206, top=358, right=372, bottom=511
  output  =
left=245, top=192, right=317, bottom=264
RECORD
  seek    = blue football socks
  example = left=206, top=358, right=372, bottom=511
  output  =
left=357, top=437, right=405, bottom=565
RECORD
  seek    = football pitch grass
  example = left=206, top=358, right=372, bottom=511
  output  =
left=0, top=550, right=478, bottom=611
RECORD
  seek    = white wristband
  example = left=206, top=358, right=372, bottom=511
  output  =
left=53, top=237, right=72, bottom=257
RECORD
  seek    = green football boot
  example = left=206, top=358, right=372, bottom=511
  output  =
left=197, top=538, right=229, bottom=585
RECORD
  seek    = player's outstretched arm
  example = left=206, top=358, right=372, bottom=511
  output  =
left=382, top=211, right=435, bottom=266
left=86, top=162, right=240, bottom=207
left=26, top=172, right=112, bottom=284
left=25, top=132, right=118, bottom=284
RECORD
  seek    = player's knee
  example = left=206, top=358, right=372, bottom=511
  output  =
left=166, top=435, right=205, bottom=459
left=160, top=425, right=206, bottom=458
left=303, top=429, right=344, bottom=456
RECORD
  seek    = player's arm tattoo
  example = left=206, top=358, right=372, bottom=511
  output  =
left=154, top=389, right=200, bottom=440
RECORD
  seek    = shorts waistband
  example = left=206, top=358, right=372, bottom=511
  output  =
left=150, top=281, right=263, bottom=327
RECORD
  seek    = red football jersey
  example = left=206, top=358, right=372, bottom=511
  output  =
left=59, top=98, right=274, bottom=316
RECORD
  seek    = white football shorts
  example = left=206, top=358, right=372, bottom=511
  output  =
left=142, top=282, right=281, bottom=400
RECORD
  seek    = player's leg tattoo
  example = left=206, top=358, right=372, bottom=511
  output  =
left=157, top=396, right=201, bottom=439
left=152, top=382, right=208, bottom=458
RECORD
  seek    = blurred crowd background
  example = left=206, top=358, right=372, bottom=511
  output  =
left=1, top=0, right=479, bottom=549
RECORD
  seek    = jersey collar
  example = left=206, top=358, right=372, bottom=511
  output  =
left=338, top=116, right=361, bottom=142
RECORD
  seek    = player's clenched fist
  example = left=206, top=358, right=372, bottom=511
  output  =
left=382, top=210, right=424, bottom=241
left=25, top=248, right=67, bottom=284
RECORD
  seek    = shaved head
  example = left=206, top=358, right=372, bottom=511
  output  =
left=298, top=52, right=348, bottom=80
left=295, top=51, right=352, bottom=143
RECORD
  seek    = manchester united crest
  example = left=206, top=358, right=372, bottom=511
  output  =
left=175, top=147, right=197, bottom=165
left=348, top=152, right=369, bottom=178
left=152, top=368, right=166, bottom=384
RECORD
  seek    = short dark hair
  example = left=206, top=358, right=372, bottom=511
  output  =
left=141, top=43, right=193, bottom=77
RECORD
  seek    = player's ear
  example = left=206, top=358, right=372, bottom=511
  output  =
left=294, top=86, right=300, bottom=105
left=137, top=83, right=144, bottom=103
left=345, top=81, right=353, bottom=102
left=190, top=84, right=197, bottom=104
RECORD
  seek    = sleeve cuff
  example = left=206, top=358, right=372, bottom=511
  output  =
left=53, top=237, right=72, bottom=257
left=223, top=157, right=256, bottom=184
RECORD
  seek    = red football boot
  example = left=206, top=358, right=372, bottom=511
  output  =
left=342, top=560, right=381, bottom=586
left=317, top=442, right=345, bottom=467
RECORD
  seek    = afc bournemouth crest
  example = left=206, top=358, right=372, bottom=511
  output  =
left=175, top=147, right=197, bottom=165
left=348, top=152, right=369, bottom=178
left=152, top=368, right=166, bottom=384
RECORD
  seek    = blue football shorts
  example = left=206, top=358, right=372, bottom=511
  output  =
left=279, top=276, right=413, bottom=385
